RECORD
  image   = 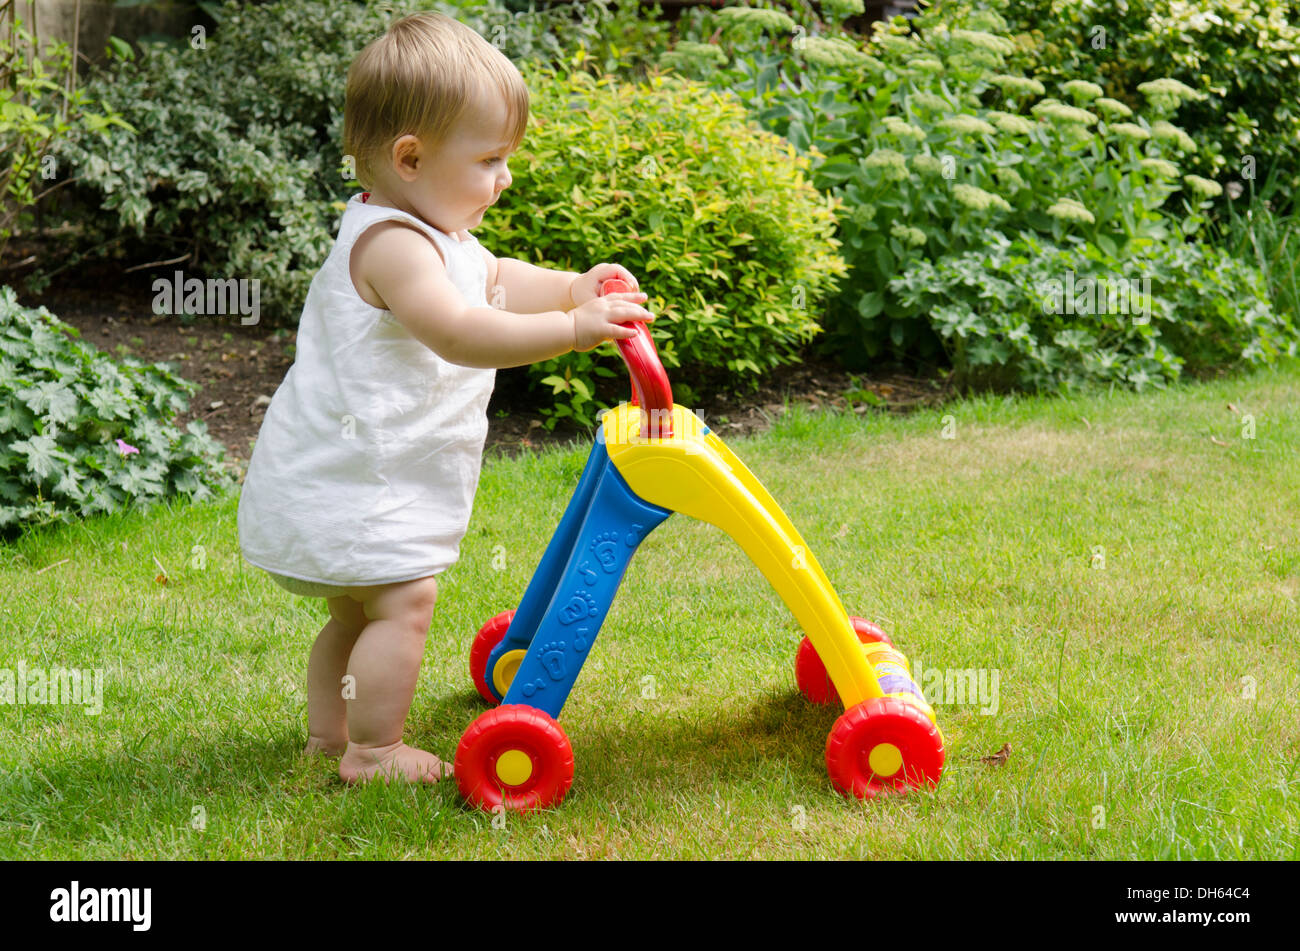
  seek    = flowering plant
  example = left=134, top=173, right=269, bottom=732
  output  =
left=658, top=2, right=1287, bottom=391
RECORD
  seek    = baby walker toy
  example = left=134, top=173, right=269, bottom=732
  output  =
left=455, top=279, right=945, bottom=812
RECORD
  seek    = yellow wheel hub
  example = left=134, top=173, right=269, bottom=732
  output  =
left=868, top=742, right=903, bottom=778
left=492, top=649, right=526, bottom=696
left=494, top=749, right=533, bottom=787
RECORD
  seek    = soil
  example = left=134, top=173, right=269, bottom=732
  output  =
left=13, top=271, right=955, bottom=482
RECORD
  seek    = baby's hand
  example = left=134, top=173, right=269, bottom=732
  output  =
left=570, top=263, right=641, bottom=307
left=571, top=292, right=654, bottom=352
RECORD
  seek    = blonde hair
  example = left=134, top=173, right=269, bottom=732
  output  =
left=343, top=11, right=529, bottom=191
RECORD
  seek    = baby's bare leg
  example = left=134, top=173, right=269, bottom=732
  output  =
left=303, top=595, right=368, bottom=756
left=337, top=575, right=450, bottom=784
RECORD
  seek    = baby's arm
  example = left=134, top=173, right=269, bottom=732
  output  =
left=356, top=223, right=651, bottom=369
left=491, top=254, right=579, bottom=315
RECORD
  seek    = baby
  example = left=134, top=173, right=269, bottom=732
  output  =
left=236, top=11, right=655, bottom=785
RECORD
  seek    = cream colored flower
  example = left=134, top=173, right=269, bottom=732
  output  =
left=911, top=153, right=947, bottom=177
left=988, top=110, right=1034, bottom=135
left=951, top=29, right=1015, bottom=55
left=1137, top=78, right=1203, bottom=109
left=1151, top=120, right=1197, bottom=152
left=1061, top=80, right=1103, bottom=100
left=1109, top=122, right=1151, bottom=141
left=872, top=32, right=915, bottom=55
left=890, top=221, right=928, bottom=246
left=989, top=74, right=1045, bottom=97
left=865, top=147, right=909, bottom=180
left=1094, top=97, right=1133, bottom=118
left=909, top=91, right=952, bottom=112
left=1183, top=174, right=1223, bottom=198
left=1032, top=101, right=1099, bottom=125
left=717, top=7, right=796, bottom=33
left=939, top=115, right=998, bottom=136
left=906, top=56, right=945, bottom=74
left=1140, top=157, right=1178, bottom=177
left=993, top=165, right=1025, bottom=189
left=954, top=183, right=1011, bottom=212
left=802, top=36, right=876, bottom=69
left=1046, top=197, right=1095, bottom=224
left=883, top=116, right=927, bottom=142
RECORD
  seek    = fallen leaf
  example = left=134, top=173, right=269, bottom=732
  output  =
left=155, top=572, right=169, bottom=585
left=981, top=742, right=1012, bottom=766
left=1227, top=403, right=1239, bottom=414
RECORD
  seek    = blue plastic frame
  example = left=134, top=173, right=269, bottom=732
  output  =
left=483, top=438, right=673, bottom=718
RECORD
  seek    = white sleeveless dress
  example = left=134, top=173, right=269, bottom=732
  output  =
left=237, top=192, right=497, bottom=597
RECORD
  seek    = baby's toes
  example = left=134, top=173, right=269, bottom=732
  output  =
left=411, top=749, right=451, bottom=783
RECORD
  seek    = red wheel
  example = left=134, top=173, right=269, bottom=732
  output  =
left=469, top=609, right=516, bottom=704
left=794, top=616, right=893, bottom=705
left=849, top=616, right=892, bottom=646
left=825, top=696, right=944, bottom=800
left=455, top=705, right=575, bottom=813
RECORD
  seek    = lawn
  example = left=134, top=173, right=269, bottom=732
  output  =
left=2, top=358, right=1297, bottom=859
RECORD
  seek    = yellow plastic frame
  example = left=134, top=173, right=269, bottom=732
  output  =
left=601, top=402, right=884, bottom=710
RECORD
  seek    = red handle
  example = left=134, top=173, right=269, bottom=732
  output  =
left=598, top=277, right=673, bottom=439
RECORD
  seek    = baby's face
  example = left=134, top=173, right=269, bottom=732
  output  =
left=387, top=90, right=515, bottom=234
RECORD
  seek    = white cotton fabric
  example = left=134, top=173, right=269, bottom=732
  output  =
left=237, top=192, right=497, bottom=587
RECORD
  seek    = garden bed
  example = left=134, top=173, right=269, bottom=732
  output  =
left=22, top=274, right=954, bottom=480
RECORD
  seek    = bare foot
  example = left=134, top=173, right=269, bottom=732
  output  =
left=304, top=734, right=347, bottom=757
left=339, top=740, right=452, bottom=784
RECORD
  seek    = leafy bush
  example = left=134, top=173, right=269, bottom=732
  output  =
left=889, top=229, right=1297, bottom=393
left=42, top=0, right=672, bottom=322
left=0, top=287, right=232, bottom=535
left=935, top=0, right=1300, bottom=191
left=659, top=2, right=1292, bottom=392
left=483, top=63, right=848, bottom=427
left=0, top=13, right=134, bottom=260
left=1207, top=166, right=1300, bottom=325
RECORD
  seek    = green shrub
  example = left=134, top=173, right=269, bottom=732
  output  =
left=42, top=0, right=671, bottom=322
left=0, top=287, right=232, bottom=535
left=1208, top=166, right=1300, bottom=325
left=483, top=63, right=848, bottom=427
left=0, top=13, right=134, bottom=261
left=889, top=229, right=1297, bottom=393
left=659, top=2, right=1291, bottom=392
left=933, top=0, right=1300, bottom=191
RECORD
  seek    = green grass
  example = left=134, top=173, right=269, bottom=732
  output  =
left=2, top=358, right=1298, bottom=859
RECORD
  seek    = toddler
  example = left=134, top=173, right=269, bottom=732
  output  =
left=236, top=12, right=655, bottom=784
